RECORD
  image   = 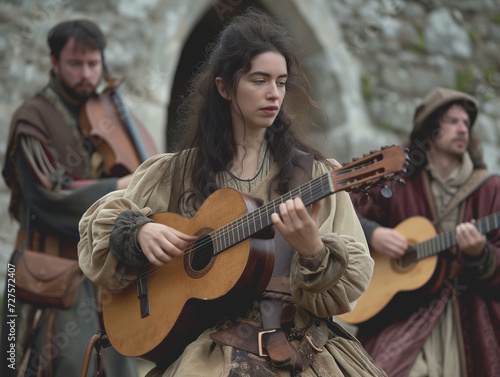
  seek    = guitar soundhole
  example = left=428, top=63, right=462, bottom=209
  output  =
left=189, top=234, right=214, bottom=272
left=395, top=246, right=417, bottom=270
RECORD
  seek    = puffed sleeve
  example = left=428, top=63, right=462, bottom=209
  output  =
left=290, top=159, right=373, bottom=318
left=78, top=153, right=179, bottom=290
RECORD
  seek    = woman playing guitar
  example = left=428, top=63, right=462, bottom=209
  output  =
left=78, top=9, right=388, bottom=377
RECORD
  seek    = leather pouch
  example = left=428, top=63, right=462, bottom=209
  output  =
left=14, top=249, right=85, bottom=309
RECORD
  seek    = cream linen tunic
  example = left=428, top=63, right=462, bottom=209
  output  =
left=78, top=151, right=377, bottom=376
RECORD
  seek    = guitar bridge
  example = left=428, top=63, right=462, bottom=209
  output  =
left=136, top=269, right=150, bottom=318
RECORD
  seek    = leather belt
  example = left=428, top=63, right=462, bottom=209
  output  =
left=209, top=307, right=329, bottom=372
left=265, top=276, right=292, bottom=295
left=262, top=276, right=294, bottom=303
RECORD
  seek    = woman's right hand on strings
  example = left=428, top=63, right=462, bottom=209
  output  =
left=137, top=223, right=198, bottom=266
left=370, top=227, right=408, bottom=259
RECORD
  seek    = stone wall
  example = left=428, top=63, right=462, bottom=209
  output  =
left=0, top=0, right=499, bottom=286
left=330, top=0, right=500, bottom=167
left=0, top=0, right=212, bottom=280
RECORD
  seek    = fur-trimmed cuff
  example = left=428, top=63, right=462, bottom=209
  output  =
left=109, top=210, right=154, bottom=268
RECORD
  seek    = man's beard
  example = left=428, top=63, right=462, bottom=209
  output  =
left=59, top=76, right=99, bottom=103
left=446, top=142, right=468, bottom=160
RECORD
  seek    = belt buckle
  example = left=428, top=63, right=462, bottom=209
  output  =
left=305, top=334, right=324, bottom=352
left=257, top=329, right=277, bottom=357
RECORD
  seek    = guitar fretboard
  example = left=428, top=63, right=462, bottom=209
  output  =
left=212, top=173, right=334, bottom=254
left=403, top=212, right=500, bottom=264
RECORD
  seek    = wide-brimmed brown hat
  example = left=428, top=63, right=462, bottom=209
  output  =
left=413, top=87, right=478, bottom=132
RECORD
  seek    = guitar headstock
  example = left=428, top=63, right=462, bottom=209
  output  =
left=332, top=145, right=408, bottom=194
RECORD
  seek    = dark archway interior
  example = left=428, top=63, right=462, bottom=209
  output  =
left=165, top=0, right=265, bottom=152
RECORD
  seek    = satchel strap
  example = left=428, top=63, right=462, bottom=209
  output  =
left=259, top=299, right=298, bottom=368
left=17, top=203, right=78, bottom=258
left=15, top=229, right=78, bottom=259
left=17, top=205, right=31, bottom=254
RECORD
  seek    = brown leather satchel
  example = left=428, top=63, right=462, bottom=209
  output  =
left=15, top=249, right=85, bottom=309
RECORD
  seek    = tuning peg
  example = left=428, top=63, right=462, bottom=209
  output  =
left=393, top=176, right=406, bottom=187
left=358, top=188, right=371, bottom=205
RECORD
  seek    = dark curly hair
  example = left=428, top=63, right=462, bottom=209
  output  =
left=172, top=8, right=329, bottom=211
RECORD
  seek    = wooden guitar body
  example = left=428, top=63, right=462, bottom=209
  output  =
left=337, top=216, right=438, bottom=324
left=338, top=210, right=500, bottom=324
left=102, top=188, right=275, bottom=365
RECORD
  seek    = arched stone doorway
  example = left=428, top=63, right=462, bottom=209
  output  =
left=162, top=0, right=369, bottom=160
left=165, top=0, right=266, bottom=152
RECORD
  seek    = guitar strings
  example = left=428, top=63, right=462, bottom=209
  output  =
left=141, top=210, right=500, bottom=291
left=135, top=167, right=360, bottom=283
left=179, top=161, right=387, bottom=266
left=136, top=160, right=390, bottom=283
left=136, top=145, right=399, bottom=283
left=137, top=174, right=331, bottom=282
left=415, top=212, right=499, bottom=260
left=196, top=151, right=387, bottom=252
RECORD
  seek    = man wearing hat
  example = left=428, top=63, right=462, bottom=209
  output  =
left=349, top=87, right=500, bottom=376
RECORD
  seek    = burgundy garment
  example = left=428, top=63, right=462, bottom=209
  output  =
left=351, top=171, right=500, bottom=377
left=359, top=287, right=453, bottom=377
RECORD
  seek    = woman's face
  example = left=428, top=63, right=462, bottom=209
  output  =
left=218, top=51, right=288, bottom=134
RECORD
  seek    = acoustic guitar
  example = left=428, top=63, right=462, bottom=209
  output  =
left=102, top=145, right=407, bottom=366
left=337, top=213, right=500, bottom=325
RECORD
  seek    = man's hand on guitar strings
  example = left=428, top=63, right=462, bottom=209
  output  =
left=271, top=198, right=324, bottom=258
left=137, top=222, right=198, bottom=266
left=370, top=227, right=408, bottom=259
left=456, top=220, right=486, bottom=258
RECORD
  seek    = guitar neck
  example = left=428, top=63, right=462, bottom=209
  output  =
left=412, top=212, right=500, bottom=261
left=212, top=173, right=334, bottom=254
left=206, top=145, right=406, bottom=255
